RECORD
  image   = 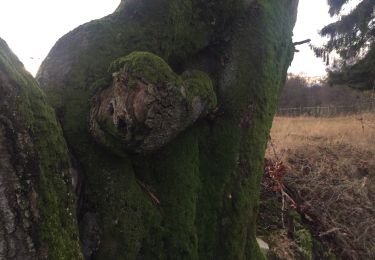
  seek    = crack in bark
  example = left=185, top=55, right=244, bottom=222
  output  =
left=0, top=123, right=35, bottom=260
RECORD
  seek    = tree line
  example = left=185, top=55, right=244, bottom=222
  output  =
left=278, top=74, right=374, bottom=110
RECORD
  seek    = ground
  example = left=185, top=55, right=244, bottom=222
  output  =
left=258, top=113, right=375, bottom=259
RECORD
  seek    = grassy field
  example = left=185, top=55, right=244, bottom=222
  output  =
left=268, top=113, right=375, bottom=158
left=259, top=113, right=375, bottom=259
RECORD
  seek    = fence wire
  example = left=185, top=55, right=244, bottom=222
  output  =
left=277, top=102, right=375, bottom=117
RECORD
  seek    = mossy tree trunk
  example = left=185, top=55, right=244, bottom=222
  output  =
left=0, top=39, right=82, bottom=259
left=1, top=0, right=298, bottom=259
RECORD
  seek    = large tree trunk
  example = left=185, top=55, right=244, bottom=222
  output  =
left=1, top=0, right=298, bottom=259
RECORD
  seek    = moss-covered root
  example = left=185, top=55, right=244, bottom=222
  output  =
left=90, top=52, right=217, bottom=154
left=0, top=38, right=82, bottom=259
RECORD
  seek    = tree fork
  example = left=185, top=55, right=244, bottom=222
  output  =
left=0, top=0, right=299, bottom=259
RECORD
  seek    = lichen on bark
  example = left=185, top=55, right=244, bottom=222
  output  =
left=33, top=0, right=299, bottom=259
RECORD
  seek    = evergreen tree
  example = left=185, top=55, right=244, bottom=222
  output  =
left=315, top=0, right=375, bottom=89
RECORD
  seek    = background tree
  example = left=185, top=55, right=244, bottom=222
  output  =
left=278, top=74, right=371, bottom=109
left=0, top=0, right=298, bottom=259
left=314, top=0, right=375, bottom=90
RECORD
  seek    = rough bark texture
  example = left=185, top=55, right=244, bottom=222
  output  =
left=0, top=0, right=302, bottom=259
left=0, top=39, right=82, bottom=259
left=90, top=52, right=217, bottom=154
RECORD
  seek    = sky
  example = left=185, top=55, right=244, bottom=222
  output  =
left=289, top=0, right=361, bottom=77
left=288, top=0, right=335, bottom=77
left=0, top=0, right=357, bottom=77
left=0, top=0, right=120, bottom=75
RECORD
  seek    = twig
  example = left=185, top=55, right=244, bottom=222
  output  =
left=268, top=135, right=280, bottom=161
left=319, top=227, right=341, bottom=237
left=293, top=39, right=311, bottom=46
left=137, top=180, right=160, bottom=206
left=281, top=192, right=286, bottom=229
left=293, top=39, right=311, bottom=52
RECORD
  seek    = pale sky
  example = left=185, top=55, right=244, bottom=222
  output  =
left=0, top=0, right=358, bottom=77
left=289, top=0, right=334, bottom=77
left=289, top=0, right=361, bottom=77
left=0, top=0, right=120, bottom=75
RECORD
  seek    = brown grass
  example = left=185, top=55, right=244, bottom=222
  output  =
left=267, top=113, right=375, bottom=158
left=265, top=113, right=375, bottom=260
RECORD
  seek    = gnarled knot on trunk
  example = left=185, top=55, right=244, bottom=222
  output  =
left=90, top=52, right=217, bottom=154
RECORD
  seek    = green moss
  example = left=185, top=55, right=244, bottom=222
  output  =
left=210, top=1, right=295, bottom=258
left=312, top=237, right=337, bottom=260
left=182, top=70, right=217, bottom=110
left=38, top=52, right=164, bottom=258
left=0, top=38, right=82, bottom=259
left=150, top=129, right=201, bottom=259
left=295, top=229, right=313, bottom=260
left=37, top=0, right=297, bottom=259
left=288, top=207, right=314, bottom=259
left=257, top=196, right=283, bottom=237
left=109, top=53, right=217, bottom=114
left=259, top=195, right=316, bottom=260
left=109, top=52, right=179, bottom=85
left=89, top=154, right=161, bottom=260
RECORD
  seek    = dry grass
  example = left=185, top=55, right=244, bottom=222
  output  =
left=267, top=231, right=301, bottom=260
left=267, top=113, right=375, bottom=159
left=265, top=113, right=375, bottom=260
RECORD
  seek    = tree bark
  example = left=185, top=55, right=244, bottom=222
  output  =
left=0, top=39, right=82, bottom=259
left=1, top=0, right=298, bottom=259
